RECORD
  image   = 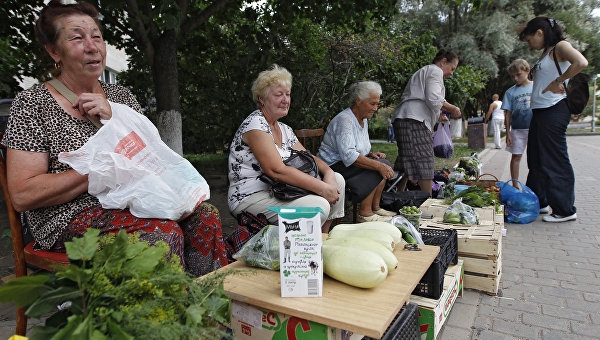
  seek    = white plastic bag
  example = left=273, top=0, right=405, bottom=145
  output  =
left=433, top=122, right=454, bottom=158
left=58, top=101, right=210, bottom=220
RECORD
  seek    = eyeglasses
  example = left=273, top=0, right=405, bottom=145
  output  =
left=547, top=18, right=556, bottom=29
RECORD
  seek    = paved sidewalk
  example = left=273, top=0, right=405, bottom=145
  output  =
left=1, top=135, right=599, bottom=339
left=439, top=134, right=600, bottom=340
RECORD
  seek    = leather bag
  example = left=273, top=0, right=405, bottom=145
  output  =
left=259, top=149, right=320, bottom=200
left=552, top=47, right=590, bottom=116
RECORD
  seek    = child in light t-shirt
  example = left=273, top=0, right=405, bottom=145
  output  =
left=501, top=59, right=533, bottom=188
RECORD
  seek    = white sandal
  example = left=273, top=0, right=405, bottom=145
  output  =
left=373, top=208, right=397, bottom=217
left=357, top=214, right=392, bottom=222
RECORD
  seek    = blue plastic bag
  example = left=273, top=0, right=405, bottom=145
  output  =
left=498, top=179, right=539, bottom=224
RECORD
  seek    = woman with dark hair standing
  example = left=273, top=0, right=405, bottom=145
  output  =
left=519, top=17, right=588, bottom=222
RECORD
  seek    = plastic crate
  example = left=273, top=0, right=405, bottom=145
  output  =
left=412, top=228, right=458, bottom=299
left=363, top=302, right=420, bottom=340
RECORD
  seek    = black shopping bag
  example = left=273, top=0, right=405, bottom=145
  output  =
left=380, top=190, right=431, bottom=213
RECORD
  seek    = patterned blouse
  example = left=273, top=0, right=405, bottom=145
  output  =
left=227, top=110, right=299, bottom=212
left=1, top=82, right=142, bottom=249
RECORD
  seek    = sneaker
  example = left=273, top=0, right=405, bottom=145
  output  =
left=357, top=214, right=392, bottom=222
left=373, top=208, right=398, bottom=217
left=539, top=206, right=550, bottom=214
left=542, top=213, right=577, bottom=223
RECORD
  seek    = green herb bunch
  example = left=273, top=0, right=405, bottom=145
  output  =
left=0, top=229, right=231, bottom=340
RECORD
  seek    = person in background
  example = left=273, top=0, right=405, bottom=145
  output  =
left=1, top=0, right=228, bottom=277
left=484, top=94, right=505, bottom=149
left=392, top=49, right=462, bottom=196
left=519, top=16, right=587, bottom=222
left=386, top=114, right=395, bottom=143
left=317, top=81, right=396, bottom=222
left=501, top=59, right=533, bottom=188
left=227, top=64, right=345, bottom=233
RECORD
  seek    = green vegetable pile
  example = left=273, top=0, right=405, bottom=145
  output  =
left=400, top=205, right=421, bottom=215
left=443, top=199, right=480, bottom=225
left=397, top=225, right=417, bottom=244
left=0, top=229, right=231, bottom=340
left=444, top=185, right=498, bottom=208
left=233, top=225, right=280, bottom=270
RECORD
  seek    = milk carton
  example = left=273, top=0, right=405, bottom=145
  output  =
left=268, top=207, right=324, bottom=298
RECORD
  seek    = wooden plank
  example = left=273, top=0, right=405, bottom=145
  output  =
left=464, top=271, right=502, bottom=295
left=205, top=244, right=440, bottom=339
left=460, top=251, right=501, bottom=276
left=421, top=222, right=501, bottom=257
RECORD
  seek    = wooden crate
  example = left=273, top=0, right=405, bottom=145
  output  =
left=418, top=199, right=502, bottom=295
left=419, top=198, right=498, bottom=225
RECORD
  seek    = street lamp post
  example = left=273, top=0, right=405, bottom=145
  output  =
left=593, top=74, right=600, bottom=132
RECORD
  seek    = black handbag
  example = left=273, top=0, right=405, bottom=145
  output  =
left=259, top=149, right=321, bottom=201
left=552, top=47, right=590, bottom=116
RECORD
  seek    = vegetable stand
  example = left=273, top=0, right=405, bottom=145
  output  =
left=210, top=242, right=440, bottom=339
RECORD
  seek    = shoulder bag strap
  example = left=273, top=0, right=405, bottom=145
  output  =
left=46, top=78, right=103, bottom=128
left=552, top=46, right=568, bottom=89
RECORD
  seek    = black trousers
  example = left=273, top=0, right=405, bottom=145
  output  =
left=526, top=99, right=576, bottom=216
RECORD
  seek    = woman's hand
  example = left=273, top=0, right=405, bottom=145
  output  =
left=542, top=78, right=565, bottom=95
left=369, top=151, right=386, bottom=159
left=377, top=162, right=395, bottom=180
left=73, top=93, right=112, bottom=122
left=319, top=181, right=340, bottom=205
left=446, top=104, right=462, bottom=119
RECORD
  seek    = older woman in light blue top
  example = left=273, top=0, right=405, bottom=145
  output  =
left=318, top=81, right=396, bottom=222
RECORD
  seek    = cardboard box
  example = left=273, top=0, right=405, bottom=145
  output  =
left=269, top=206, right=324, bottom=298
left=411, top=260, right=464, bottom=340
left=230, top=301, right=363, bottom=340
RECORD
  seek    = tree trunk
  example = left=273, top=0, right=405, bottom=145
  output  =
left=152, top=30, right=183, bottom=155
left=158, top=110, right=183, bottom=155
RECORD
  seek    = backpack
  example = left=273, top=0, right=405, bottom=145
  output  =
left=552, top=47, right=590, bottom=116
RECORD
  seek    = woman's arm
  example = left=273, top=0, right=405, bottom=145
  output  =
left=6, top=148, right=89, bottom=212
left=543, top=40, right=588, bottom=94
left=244, top=130, right=339, bottom=203
left=484, top=102, right=497, bottom=122
left=351, top=153, right=395, bottom=180
left=441, top=101, right=462, bottom=119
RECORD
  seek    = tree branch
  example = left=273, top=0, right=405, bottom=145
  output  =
left=124, top=0, right=156, bottom=65
left=180, top=0, right=238, bottom=36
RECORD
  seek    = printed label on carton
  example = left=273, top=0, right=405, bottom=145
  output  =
left=269, top=206, right=323, bottom=297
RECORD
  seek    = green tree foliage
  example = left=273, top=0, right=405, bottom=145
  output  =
left=395, top=0, right=600, bottom=116
left=3, top=0, right=598, bottom=153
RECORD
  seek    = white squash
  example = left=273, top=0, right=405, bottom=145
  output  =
left=332, top=221, right=403, bottom=244
left=328, top=228, right=395, bottom=251
left=322, top=244, right=388, bottom=288
left=324, top=236, right=398, bottom=272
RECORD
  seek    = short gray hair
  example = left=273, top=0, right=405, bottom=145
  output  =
left=348, top=81, right=382, bottom=106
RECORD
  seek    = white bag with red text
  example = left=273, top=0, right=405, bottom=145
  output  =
left=58, top=101, right=210, bottom=220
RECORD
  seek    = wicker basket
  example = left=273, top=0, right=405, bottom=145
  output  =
left=458, top=173, right=499, bottom=189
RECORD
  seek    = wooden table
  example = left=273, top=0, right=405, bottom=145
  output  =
left=215, top=244, right=439, bottom=339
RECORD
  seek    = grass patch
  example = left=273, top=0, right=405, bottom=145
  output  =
left=187, top=136, right=483, bottom=174
left=372, top=138, right=477, bottom=171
